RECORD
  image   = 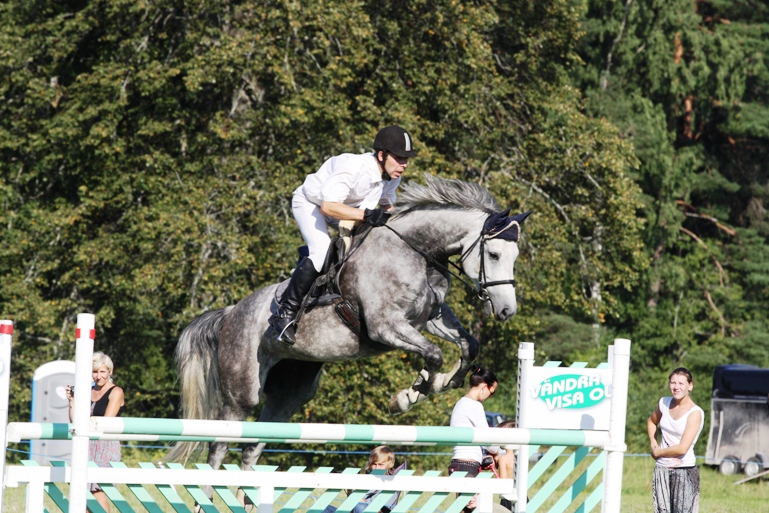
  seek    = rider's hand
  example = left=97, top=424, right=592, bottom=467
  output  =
left=364, top=208, right=390, bottom=227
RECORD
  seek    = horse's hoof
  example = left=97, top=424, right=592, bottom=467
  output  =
left=238, top=488, right=255, bottom=510
left=388, top=392, right=410, bottom=414
left=388, top=388, right=425, bottom=414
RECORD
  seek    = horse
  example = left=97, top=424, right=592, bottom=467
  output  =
left=167, top=174, right=531, bottom=478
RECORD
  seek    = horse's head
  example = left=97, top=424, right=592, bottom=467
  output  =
left=462, top=209, right=532, bottom=321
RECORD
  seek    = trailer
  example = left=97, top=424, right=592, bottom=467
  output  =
left=705, top=364, right=769, bottom=476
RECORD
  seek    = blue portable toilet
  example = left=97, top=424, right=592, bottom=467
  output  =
left=31, top=360, right=75, bottom=464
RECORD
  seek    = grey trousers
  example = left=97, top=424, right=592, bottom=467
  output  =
left=652, top=465, right=700, bottom=513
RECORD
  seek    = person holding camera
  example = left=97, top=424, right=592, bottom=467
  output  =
left=67, top=351, right=125, bottom=513
left=448, top=367, right=500, bottom=478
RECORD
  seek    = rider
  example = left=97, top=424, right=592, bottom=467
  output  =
left=270, top=125, right=418, bottom=345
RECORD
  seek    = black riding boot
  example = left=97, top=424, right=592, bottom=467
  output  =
left=271, top=258, right=320, bottom=345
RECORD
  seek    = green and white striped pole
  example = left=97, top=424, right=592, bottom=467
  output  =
left=7, top=418, right=613, bottom=447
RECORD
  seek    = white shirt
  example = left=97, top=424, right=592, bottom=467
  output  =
left=450, top=396, right=499, bottom=462
left=295, top=153, right=400, bottom=210
left=657, top=396, right=704, bottom=468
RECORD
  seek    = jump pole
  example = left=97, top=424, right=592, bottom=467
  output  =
left=0, top=320, right=13, bottom=508
left=69, top=313, right=96, bottom=512
left=602, top=338, right=630, bottom=513
left=514, top=342, right=534, bottom=513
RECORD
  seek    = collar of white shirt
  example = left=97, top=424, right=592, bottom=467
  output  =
left=365, top=153, right=385, bottom=185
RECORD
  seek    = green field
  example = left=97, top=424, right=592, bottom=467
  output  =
left=618, top=457, right=769, bottom=513
left=2, top=455, right=768, bottom=512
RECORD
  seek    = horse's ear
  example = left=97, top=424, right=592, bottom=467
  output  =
left=511, top=209, right=533, bottom=224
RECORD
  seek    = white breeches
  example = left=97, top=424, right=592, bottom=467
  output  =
left=292, top=192, right=333, bottom=272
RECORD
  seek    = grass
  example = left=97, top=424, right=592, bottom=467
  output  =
left=2, top=454, right=768, bottom=512
left=620, top=456, right=769, bottom=513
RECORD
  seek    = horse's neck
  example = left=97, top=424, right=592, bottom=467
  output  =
left=390, top=209, right=485, bottom=259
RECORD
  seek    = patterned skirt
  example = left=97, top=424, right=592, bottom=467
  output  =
left=88, top=440, right=121, bottom=493
left=652, top=465, right=700, bottom=513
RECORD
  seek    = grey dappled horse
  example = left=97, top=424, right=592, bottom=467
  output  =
left=167, top=175, right=530, bottom=478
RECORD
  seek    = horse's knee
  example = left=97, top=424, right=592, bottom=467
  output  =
left=425, top=347, right=442, bottom=372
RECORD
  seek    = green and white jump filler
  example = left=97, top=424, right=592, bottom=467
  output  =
left=1, top=313, right=631, bottom=513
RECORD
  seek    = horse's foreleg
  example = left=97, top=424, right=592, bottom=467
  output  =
left=379, top=324, right=444, bottom=414
left=425, top=303, right=479, bottom=394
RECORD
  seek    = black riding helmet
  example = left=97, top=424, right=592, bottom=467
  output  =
left=373, top=125, right=418, bottom=158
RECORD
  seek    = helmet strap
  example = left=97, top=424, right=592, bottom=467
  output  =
left=377, top=150, right=392, bottom=181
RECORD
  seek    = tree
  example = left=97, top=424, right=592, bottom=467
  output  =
left=0, top=0, right=646, bottom=459
left=574, top=0, right=769, bottom=450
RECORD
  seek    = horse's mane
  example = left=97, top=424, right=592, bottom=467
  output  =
left=392, top=174, right=501, bottom=218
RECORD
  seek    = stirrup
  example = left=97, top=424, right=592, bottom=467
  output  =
left=276, top=320, right=297, bottom=345
left=272, top=309, right=297, bottom=345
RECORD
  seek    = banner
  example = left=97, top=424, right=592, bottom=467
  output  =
left=523, top=367, right=612, bottom=430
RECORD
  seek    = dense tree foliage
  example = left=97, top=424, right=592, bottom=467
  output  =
left=575, top=0, right=769, bottom=450
left=3, top=0, right=766, bottom=464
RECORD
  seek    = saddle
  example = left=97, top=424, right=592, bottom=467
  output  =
left=281, top=221, right=374, bottom=337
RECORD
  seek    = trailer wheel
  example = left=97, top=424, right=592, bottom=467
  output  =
left=719, top=456, right=741, bottom=475
left=744, top=457, right=763, bottom=477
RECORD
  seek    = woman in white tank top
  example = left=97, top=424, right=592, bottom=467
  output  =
left=646, top=367, right=704, bottom=513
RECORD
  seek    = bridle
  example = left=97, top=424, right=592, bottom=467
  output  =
left=383, top=214, right=519, bottom=302
left=456, top=218, right=519, bottom=300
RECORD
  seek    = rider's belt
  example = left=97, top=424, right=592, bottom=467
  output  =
left=450, top=459, right=481, bottom=467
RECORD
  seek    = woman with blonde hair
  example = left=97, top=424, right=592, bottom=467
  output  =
left=67, top=351, right=125, bottom=513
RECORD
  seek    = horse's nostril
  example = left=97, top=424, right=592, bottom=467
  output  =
left=499, top=308, right=510, bottom=319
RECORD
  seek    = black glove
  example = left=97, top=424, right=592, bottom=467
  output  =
left=364, top=208, right=390, bottom=227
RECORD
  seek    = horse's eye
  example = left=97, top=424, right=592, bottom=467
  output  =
left=488, top=252, right=500, bottom=261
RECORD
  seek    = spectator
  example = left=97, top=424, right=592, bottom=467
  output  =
left=647, top=367, right=704, bottom=513
left=352, top=446, right=398, bottom=513
left=67, top=351, right=125, bottom=513
left=323, top=445, right=403, bottom=513
left=449, top=367, right=500, bottom=477
left=449, top=367, right=499, bottom=513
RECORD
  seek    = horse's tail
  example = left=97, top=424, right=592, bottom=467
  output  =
left=165, top=306, right=235, bottom=464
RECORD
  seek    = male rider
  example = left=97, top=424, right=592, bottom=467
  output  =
left=270, top=125, right=418, bottom=345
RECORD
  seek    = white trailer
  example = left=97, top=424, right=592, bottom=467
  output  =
left=705, top=364, right=769, bottom=476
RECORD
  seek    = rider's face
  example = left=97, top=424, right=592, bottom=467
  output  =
left=380, top=151, right=408, bottom=180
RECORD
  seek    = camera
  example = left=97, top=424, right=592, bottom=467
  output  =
left=69, top=385, right=74, bottom=395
